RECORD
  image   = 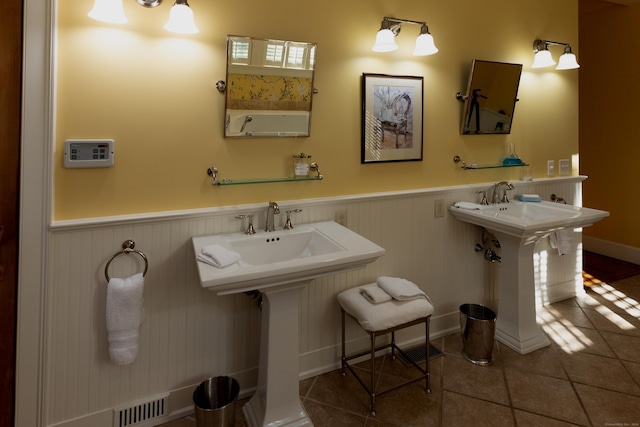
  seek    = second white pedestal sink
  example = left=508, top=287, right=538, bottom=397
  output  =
left=450, top=200, right=609, bottom=354
left=193, top=221, right=385, bottom=426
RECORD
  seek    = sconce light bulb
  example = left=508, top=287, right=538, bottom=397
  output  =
left=164, top=2, right=199, bottom=34
left=372, top=29, right=399, bottom=52
left=556, top=52, right=580, bottom=70
left=531, top=50, right=556, bottom=68
left=88, top=0, right=128, bottom=24
left=556, top=46, right=579, bottom=70
left=413, top=33, right=438, bottom=56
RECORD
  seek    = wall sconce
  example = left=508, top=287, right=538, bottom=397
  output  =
left=89, top=0, right=199, bottom=34
left=372, top=17, right=438, bottom=56
left=532, top=39, right=579, bottom=70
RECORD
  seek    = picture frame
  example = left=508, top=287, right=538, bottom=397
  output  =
left=361, top=73, right=424, bottom=163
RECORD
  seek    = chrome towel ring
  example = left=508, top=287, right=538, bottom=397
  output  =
left=105, top=239, right=149, bottom=282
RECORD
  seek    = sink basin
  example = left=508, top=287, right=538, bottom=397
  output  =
left=230, top=228, right=344, bottom=266
left=193, top=221, right=385, bottom=295
left=192, top=220, right=385, bottom=427
left=449, top=200, right=609, bottom=240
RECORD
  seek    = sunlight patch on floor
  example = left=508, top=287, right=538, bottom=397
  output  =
left=591, top=283, right=640, bottom=317
left=539, top=307, right=594, bottom=354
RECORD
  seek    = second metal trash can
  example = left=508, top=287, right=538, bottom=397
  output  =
left=459, top=303, right=496, bottom=366
left=193, top=376, right=239, bottom=427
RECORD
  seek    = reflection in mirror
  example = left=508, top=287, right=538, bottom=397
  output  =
left=460, top=60, right=522, bottom=135
left=224, top=35, right=317, bottom=138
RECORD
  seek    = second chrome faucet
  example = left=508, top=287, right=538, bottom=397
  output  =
left=492, top=181, right=514, bottom=204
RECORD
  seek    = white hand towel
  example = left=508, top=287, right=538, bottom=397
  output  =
left=359, top=284, right=392, bottom=304
left=199, top=244, right=241, bottom=268
left=453, top=202, right=488, bottom=210
left=549, top=229, right=575, bottom=255
left=106, top=273, right=144, bottom=365
left=376, top=276, right=428, bottom=301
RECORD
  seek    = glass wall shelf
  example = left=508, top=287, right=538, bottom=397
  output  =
left=217, top=176, right=323, bottom=186
left=206, top=164, right=324, bottom=187
left=453, top=155, right=529, bottom=170
left=461, top=163, right=529, bottom=170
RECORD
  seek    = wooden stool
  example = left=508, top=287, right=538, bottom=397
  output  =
left=337, top=284, right=434, bottom=416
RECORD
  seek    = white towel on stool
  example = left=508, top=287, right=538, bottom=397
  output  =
left=359, top=283, right=392, bottom=304
left=198, top=244, right=241, bottom=268
left=377, top=276, right=428, bottom=301
left=549, top=229, right=575, bottom=255
left=106, top=273, right=144, bottom=365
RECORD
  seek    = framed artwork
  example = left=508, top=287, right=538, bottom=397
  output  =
left=361, top=73, right=424, bottom=163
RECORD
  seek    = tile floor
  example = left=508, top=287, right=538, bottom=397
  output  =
left=161, top=275, right=640, bottom=426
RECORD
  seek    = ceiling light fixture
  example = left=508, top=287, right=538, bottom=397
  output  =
left=532, top=39, right=579, bottom=70
left=88, top=0, right=199, bottom=34
left=372, top=17, right=438, bottom=56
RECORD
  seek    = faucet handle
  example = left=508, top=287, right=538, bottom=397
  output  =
left=476, top=190, right=489, bottom=205
left=235, top=214, right=256, bottom=235
left=283, top=209, right=302, bottom=230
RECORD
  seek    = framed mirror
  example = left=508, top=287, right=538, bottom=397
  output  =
left=224, top=35, right=317, bottom=138
left=460, top=60, right=522, bottom=135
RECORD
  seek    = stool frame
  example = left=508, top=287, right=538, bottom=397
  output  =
left=340, top=308, right=431, bottom=416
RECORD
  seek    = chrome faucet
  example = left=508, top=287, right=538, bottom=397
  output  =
left=265, top=201, right=280, bottom=232
left=492, top=181, right=514, bottom=204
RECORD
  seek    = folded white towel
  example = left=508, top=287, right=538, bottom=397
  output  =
left=549, top=229, right=575, bottom=255
left=106, top=273, right=144, bottom=365
left=338, top=286, right=435, bottom=332
left=359, top=284, right=392, bottom=304
left=376, top=276, right=428, bottom=301
left=454, top=202, right=488, bottom=210
left=199, top=244, right=241, bottom=268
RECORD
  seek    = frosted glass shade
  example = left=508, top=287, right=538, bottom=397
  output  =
left=372, top=29, right=398, bottom=52
left=556, top=52, right=580, bottom=70
left=413, top=33, right=438, bottom=56
left=531, top=50, right=556, bottom=68
left=164, top=3, right=199, bottom=34
left=88, top=0, right=128, bottom=24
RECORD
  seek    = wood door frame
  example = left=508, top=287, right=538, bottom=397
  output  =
left=15, top=0, right=52, bottom=426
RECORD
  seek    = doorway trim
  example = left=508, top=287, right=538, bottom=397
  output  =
left=15, top=0, right=54, bottom=426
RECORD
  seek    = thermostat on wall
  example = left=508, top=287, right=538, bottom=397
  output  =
left=64, top=139, right=114, bottom=168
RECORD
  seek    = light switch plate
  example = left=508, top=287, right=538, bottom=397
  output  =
left=64, top=139, right=114, bottom=168
left=547, top=160, right=555, bottom=176
left=559, top=159, right=570, bottom=175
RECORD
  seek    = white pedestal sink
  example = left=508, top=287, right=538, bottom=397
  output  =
left=192, top=221, right=385, bottom=426
left=450, top=200, right=609, bottom=354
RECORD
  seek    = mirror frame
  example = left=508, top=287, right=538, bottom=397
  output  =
left=223, top=35, right=317, bottom=138
left=460, top=60, right=522, bottom=135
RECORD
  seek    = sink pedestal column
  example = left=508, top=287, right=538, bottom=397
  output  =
left=243, top=282, right=313, bottom=427
left=492, top=232, right=551, bottom=354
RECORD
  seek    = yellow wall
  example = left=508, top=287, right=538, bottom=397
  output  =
left=55, top=0, right=579, bottom=220
left=579, top=0, right=640, bottom=248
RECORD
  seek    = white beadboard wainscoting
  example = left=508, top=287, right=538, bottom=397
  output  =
left=46, top=177, right=585, bottom=427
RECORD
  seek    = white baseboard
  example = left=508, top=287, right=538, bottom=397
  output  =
left=582, top=236, right=640, bottom=265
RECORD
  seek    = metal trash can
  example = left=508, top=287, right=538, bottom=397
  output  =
left=193, top=376, right=239, bottom=427
left=460, top=304, right=496, bottom=366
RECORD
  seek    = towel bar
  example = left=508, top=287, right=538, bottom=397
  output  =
left=105, top=240, right=148, bottom=281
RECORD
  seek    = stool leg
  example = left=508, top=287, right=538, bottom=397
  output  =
left=341, top=308, right=346, bottom=377
left=370, top=332, right=376, bottom=416
left=425, top=316, right=431, bottom=394
left=391, top=331, right=396, bottom=360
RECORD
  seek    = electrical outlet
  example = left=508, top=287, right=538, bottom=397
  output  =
left=547, top=160, right=555, bottom=176
left=335, top=210, right=347, bottom=226
left=559, top=159, right=570, bottom=175
left=434, top=199, right=445, bottom=218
